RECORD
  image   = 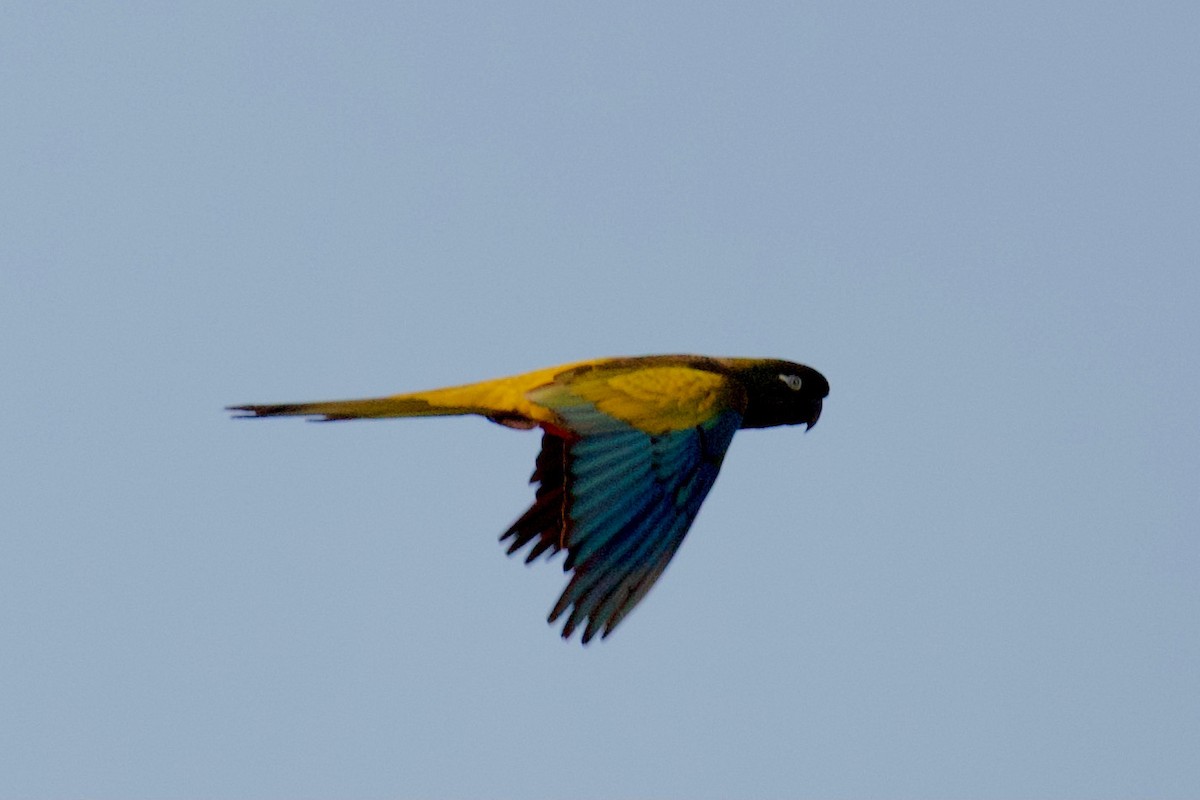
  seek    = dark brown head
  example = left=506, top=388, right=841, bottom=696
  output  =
left=733, top=359, right=829, bottom=430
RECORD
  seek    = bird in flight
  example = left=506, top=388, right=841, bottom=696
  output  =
left=229, top=354, right=828, bottom=643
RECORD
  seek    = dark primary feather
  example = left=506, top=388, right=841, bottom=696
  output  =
left=502, top=433, right=571, bottom=563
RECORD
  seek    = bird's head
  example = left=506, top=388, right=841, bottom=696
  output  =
left=735, top=360, right=829, bottom=430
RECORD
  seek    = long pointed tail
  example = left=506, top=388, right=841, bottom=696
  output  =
left=229, top=366, right=570, bottom=425
left=227, top=394, right=480, bottom=421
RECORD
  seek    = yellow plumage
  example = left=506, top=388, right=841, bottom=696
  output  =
left=229, top=356, right=746, bottom=436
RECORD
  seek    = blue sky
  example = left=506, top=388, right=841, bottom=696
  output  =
left=2, top=3, right=1197, bottom=797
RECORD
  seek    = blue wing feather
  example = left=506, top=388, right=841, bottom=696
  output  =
left=500, top=402, right=741, bottom=642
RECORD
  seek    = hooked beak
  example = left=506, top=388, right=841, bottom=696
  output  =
left=805, top=398, right=823, bottom=430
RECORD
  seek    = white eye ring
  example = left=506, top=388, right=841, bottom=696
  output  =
left=779, top=373, right=803, bottom=391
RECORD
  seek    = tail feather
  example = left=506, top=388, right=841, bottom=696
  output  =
left=226, top=395, right=479, bottom=421
left=228, top=368, right=568, bottom=426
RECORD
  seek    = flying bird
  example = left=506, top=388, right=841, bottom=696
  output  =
left=229, top=354, right=828, bottom=643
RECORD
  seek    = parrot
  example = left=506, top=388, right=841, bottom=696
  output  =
left=229, top=354, right=828, bottom=643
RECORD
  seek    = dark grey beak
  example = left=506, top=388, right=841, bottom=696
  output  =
left=805, top=398, right=823, bottom=430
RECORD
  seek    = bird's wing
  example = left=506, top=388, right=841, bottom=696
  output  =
left=535, top=361, right=746, bottom=435
left=502, top=370, right=743, bottom=641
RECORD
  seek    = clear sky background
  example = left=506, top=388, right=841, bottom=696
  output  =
left=2, top=3, right=1197, bottom=798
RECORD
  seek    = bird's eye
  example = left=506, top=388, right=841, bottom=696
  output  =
left=779, top=373, right=803, bottom=391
